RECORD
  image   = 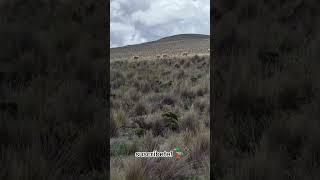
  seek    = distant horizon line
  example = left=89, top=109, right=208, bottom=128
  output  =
left=110, top=33, right=210, bottom=49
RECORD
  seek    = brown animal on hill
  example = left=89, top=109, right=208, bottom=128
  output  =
left=132, top=56, right=139, bottom=60
left=162, top=54, right=168, bottom=58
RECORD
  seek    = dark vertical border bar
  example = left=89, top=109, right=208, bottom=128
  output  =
left=210, top=0, right=320, bottom=179
left=0, top=0, right=111, bottom=178
left=210, top=0, right=214, bottom=179
left=105, top=0, right=111, bottom=178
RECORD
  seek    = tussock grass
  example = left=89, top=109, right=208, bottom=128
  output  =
left=111, top=55, right=210, bottom=179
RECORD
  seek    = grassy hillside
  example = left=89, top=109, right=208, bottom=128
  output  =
left=110, top=55, right=210, bottom=179
left=110, top=34, right=210, bottom=62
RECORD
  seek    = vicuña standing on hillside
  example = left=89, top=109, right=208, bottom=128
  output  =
left=132, top=56, right=139, bottom=60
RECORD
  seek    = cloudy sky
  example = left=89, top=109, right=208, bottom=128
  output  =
left=110, top=0, right=210, bottom=48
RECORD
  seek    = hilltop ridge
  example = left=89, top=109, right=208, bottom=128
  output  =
left=110, top=34, right=210, bottom=61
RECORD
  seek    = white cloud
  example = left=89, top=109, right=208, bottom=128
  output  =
left=110, top=22, right=147, bottom=47
left=110, top=0, right=210, bottom=47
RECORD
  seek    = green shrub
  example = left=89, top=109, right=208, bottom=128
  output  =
left=135, top=128, right=146, bottom=137
left=113, top=141, right=139, bottom=156
left=114, top=143, right=129, bottom=156
left=162, top=110, right=180, bottom=131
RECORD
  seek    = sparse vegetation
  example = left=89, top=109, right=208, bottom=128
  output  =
left=110, top=55, right=210, bottom=179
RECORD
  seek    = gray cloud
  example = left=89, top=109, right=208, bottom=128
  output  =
left=110, top=0, right=210, bottom=48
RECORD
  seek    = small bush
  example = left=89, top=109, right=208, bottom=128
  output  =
left=112, top=109, right=127, bottom=128
left=133, top=102, right=148, bottom=116
left=150, top=157, right=196, bottom=180
left=181, top=88, right=196, bottom=100
left=180, top=111, right=200, bottom=134
left=182, top=129, right=195, bottom=146
left=184, top=61, right=191, bottom=68
left=176, top=69, right=185, bottom=79
left=110, top=115, right=118, bottom=137
left=191, top=55, right=200, bottom=64
left=141, top=131, right=159, bottom=152
left=113, top=143, right=128, bottom=156
left=111, top=70, right=126, bottom=89
left=135, top=128, right=146, bottom=137
left=141, top=81, right=152, bottom=94
left=126, top=87, right=141, bottom=102
left=112, top=141, right=139, bottom=156
left=190, top=131, right=210, bottom=163
left=162, top=110, right=180, bottom=131
left=148, top=114, right=167, bottom=136
left=194, top=83, right=209, bottom=97
left=124, top=158, right=148, bottom=180
left=193, top=97, right=209, bottom=114
left=190, top=75, right=198, bottom=83
left=161, top=95, right=175, bottom=106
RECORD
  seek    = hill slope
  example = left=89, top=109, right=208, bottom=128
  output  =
left=110, top=34, right=210, bottom=61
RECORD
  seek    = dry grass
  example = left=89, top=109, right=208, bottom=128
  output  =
left=110, top=55, right=210, bottom=179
